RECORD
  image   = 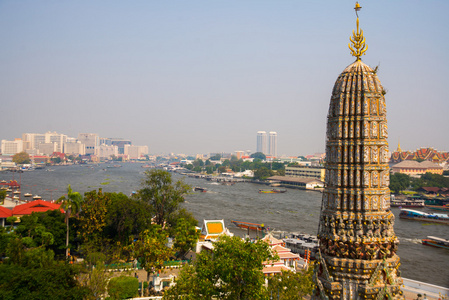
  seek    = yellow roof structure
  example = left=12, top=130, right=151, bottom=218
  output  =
left=200, top=219, right=227, bottom=241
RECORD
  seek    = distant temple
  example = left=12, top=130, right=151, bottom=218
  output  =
left=313, top=3, right=403, bottom=299
left=390, top=144, right=449, bottom=164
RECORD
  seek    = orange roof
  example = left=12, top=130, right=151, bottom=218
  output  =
left=12, top=200, right=63, bottom=216
left=262, top=265, right=290, bottom=275
left=0, top=206, right=13, bottom=218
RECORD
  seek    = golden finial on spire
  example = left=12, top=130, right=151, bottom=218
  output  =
left=349, top=2, right=368, bottom=60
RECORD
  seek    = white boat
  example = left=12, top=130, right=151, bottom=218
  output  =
left=33, top=195, right=42, bottom=200
left=24, top=193, right=32, bottom=197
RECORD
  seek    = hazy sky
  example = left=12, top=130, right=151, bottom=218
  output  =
left=1, top=1, right=448, bottom=156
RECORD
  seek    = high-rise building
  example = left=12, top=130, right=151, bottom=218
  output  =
left=45, top=131, right=67, bottom=153
left=124, top=145, right=148, bottom=160
left=256, top=131, right=267, bottom=154
left=78, top=133, right=99, bottom=155
left=268, top=131, right=277, bottom=157
left=313, top=4, right=403, bottom=299
left=1, top=139, right=24, bottom=155
left=110, top=138, right=132, bottom=154
left=22, top=133, right=45, bottom=151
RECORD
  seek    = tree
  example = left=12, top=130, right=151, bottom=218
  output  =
left=12, top=151, right=30, bottom=164
left=0, top=262, right=89, bottom=299
left=254, top=167, right=274, bottom=180
left=78, top=189, right=111, bottom=253
left=0, top=190, right=6, bottom=205
left=389, top=173, right=410, bottom=194
left=210, top=154, right=221, bottom=161
left=163, top=235, right=274, bottom=299
left=267, top=268, right=314, bottom=300
left=108, top=276, right=139, bottom=300
left=129, top=225, right=174, bottom=281
left=103, top=193, right=153, bottom=246
left=251, top=152, right=266, bottom=160
left=57, top=184, right=83, bottom=258
left=138, top=169, right=190, bottom=227
left=170, top=217, right=200, bottom=259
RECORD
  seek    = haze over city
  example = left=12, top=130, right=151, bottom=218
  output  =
left=1, top=1, right=448, bottom=155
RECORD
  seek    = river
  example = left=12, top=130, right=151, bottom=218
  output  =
left=1, top=163, right=448, bottom=287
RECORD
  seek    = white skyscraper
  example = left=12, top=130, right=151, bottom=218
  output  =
left=256, top=131, right=267, bottom=154
left=268, top=131, right=277, bottom=157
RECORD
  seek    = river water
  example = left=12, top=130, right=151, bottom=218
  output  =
left=2, top=163, right=448, bottom=287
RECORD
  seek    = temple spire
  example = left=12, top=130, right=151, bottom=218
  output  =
left=349, top=2, right=368, bottom=60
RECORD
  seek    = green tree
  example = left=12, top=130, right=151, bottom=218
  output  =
left=250, top=152, right=266, bottom=160
left=0, top=262, right=89, bottom=299
left=170, top=217, right=200, bottom=259
left=57, top=184, right=83, bottom=258
left=389, top=173, right=410, bottom=194
left=78, top=189, right=111, bottom=253
left=0, top=190, right=6, bottom=205
left=129, top=225, right=174, bottom=281
left=103, top=193, right=153, bottom=246
left=254, top=167, right=274, bottom=180
left=163, top=235, right=273, bottom=299
left=267, top=268, right=314, bottom=300
left=138, top=169, right=190, bottom=227
left=210, top=154, right=221, bottom=161
left=108, top=276, right=139, bottom=300
left=12, top=151, right=30, bottom=164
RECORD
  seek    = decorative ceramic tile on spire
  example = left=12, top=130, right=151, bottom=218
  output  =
left=312, top=3, right=404, bottom=299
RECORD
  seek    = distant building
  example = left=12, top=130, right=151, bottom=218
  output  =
left=110, top=138, right=132, bottom=154
left=1, top=139, right=24, bottom=155
left=38, top=143, right=57, bottom=156
left=285, top=165, right=325, bottom=181
left=96, top=145, right=118, bottom=159
left=44, top=131, right=67, bottom=153
left=267, top=176, right=324, bottom=190
left=22, top=133, right=45, bottom=151
left=268, top=131, right=277, bottom=157
left=63, top=141, right=85, bottom=156
left=390, top=144, right=449, bottom=164
left=234, top=151, right=244, bottom=160
left=124, top=145, right=148, bottom=160
left=391, top=160, right=443, bottom=176
left=78, top=133, right=99, bottom=155
left=256, top=131, right=267, bottom=154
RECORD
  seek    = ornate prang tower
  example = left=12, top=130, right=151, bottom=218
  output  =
left=313, top=3, right=404, bottom=299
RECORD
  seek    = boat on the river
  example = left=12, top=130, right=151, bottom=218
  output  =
left=426, top=204, right=449, bottom=212
left=259, top=189, right=286, bottom=194
left=390, top=199, right=425, bottom=208
left=231, top=220, right=268, bottom=232
left=422, top=236, right=449, bottom=250
left=33, top=195, right=42, bottom=200
left=193, top=187, right=207, bottom=192
left=24, top=193, right=32, bottom=197
left=399, top=209, right=449, bottom=225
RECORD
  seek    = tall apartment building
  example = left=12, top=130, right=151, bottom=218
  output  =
left=124, top=145, right=148, bottom=160
left=1, top=139, right=24, bottom=155
left=78, top=133, right=99, bottom=155
left=256, top=131, right=267, bottom=154
left=45, top=131, right=67, bottom=153
left=22, top=133, right=45, bottom=151
left=96, top=145, right=118, bottom=159
left=110, top=138, right=132, bottom=154
left=64, top=141, right=86, bottom=156
left=268, top=131, right=277, bottom=157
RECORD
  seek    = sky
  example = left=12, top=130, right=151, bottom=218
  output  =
left=0, top=1, right=448, bottom=156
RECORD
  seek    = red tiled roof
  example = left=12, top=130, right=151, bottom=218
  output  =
left=12, top=200, right=63, bottom=216
left=0, top=206, right=13, bottom=218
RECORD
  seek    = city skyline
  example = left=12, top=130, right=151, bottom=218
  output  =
left=0, top=1, right=448, bottom=155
